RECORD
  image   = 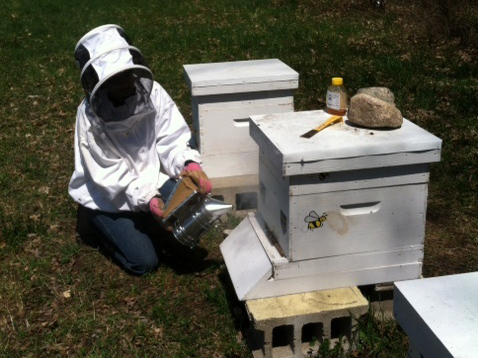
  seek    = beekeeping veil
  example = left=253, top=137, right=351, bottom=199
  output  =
left=74, top=24, right=154, bottom=122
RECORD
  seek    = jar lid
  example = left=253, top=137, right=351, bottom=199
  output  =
left=332, top=77, right=343, bottom=86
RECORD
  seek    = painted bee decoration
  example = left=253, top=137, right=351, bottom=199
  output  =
left=304, top=211, right=328, bottom=230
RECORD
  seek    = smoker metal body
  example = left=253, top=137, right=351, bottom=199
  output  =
left=163, top=179, right=232, bottom=248
left=220, top=110, right=442, bottom=300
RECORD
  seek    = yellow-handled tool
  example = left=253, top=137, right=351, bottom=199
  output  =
left=300, top=115, right=343, bottom=138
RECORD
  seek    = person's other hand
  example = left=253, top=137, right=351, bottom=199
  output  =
left=180, top=162, right=212, bottom=195
left=149, top=196, right=174, bottom=231
left=149, top=196, right=165, bottom=222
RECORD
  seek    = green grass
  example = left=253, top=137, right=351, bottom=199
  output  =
left=1, top=0, right=477, bottom=357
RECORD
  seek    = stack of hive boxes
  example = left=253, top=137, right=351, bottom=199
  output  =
left=183, top=59, right=299, bottom=210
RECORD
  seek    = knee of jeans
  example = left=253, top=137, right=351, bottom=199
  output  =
left=128, top=254, right=159, bottom=276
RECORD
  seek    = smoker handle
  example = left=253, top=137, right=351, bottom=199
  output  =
left=339, top=201, right=381, bottom=216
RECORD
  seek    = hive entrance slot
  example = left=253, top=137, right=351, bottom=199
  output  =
left=236, top=192, right=257, bottom=210
left=233, top=117, right=250, bottom=127
left=340, top=201, right=381, bottom=216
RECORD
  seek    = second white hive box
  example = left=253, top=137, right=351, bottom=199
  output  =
left=183, top=59, right=298, bottom=181
left=394, top=272, right=478, bottom=358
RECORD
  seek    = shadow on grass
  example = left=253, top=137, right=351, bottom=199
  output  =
left=76, top=231, right=223, bottom=278
left=158, top=243, right=222, bottom=276
left=217, top=267, right=250, bottom=329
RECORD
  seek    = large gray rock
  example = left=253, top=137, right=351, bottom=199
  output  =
left=357, top=87, right=395, bottom=104
left=348, top=93, right=403, bottom=128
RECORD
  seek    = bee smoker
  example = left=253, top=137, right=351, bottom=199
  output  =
left=162, top=177, right=232, bottom=248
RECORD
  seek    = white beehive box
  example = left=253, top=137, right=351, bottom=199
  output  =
left=220, top=110, right=442, bottom=300
left=394, top=272, right=478, bottom=358
left=183, top=59, right=298, bottom=180
left=250, top=110, right=441, bottom=264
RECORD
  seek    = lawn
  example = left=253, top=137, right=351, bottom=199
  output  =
left=1, top=0, right=477, bottom=357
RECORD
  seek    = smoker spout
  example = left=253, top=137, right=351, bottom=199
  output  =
left=204, top=198, right=233, bottom=218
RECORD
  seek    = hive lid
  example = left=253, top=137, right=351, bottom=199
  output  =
left=250, top=110, right=442, bottom=176
left=394, top=272, right=478, bottom=358
left=183, top=59, right=299, bottom=96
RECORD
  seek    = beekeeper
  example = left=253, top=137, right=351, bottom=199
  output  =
left=68, top=24, right=212, bottom=275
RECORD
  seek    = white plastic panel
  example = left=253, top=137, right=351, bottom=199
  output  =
left=394, top=272, right=478, bottom=358
left=220, top=215, right=272, bottom=301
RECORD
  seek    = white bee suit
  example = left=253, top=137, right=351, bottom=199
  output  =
left=69, top=82, right=201, bottom=212
left=69, top=25, right=201, bottom=212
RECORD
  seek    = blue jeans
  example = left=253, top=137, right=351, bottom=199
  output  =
left=76, top=178, right=178, bottom=276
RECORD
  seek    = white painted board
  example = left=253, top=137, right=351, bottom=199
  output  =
left=268, top=161, right=431, bottom=195
left=394, top=272, right=478, bottom=358
left=259, top=157, right=428, bottom=262
left=184, top=59, right=299, bottom=96
left=288, top=183, right=428, bottom=261
left=201, top=151, right=259, bottom=179
left=273, top=245, right=424, bottom=280
left=246, top=262, right=422, bottom=301
left=219, top=215, right=273, bottom=301
left=196, top=94, right=293, bottom=155
left=250, top=110, right=442, bottom=175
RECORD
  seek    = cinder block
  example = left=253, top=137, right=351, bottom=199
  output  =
left=245, top=287, right=369, bottom=358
